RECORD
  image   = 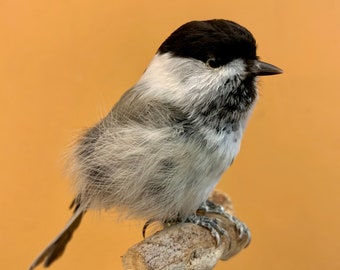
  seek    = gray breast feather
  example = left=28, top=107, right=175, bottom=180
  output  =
left=70, top=88, right=239, bottom=221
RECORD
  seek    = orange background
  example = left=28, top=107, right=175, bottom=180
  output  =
left=1, top=1, right=340, bottom=269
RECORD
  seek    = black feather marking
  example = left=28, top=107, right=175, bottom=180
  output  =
left=158, top=19, right=258, bottom=66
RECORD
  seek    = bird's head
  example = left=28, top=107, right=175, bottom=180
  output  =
left=138, top=19, right=282, bottom=119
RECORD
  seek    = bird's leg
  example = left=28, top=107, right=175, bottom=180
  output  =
left=184, top=213, right=226, bottom=245
left=142, top=217, right=181, bottom=238
left=196, top=200, right=251, bottom=246
left=142, top=200, right=250, bottom=247
left=142, top=215, right=225, bottom=244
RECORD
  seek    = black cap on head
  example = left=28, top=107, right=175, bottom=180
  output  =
left=158, top=19, right=258, bottom=67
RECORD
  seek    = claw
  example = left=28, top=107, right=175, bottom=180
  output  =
left=142, top=200, right=251, bottom=248
left=184, top=214, right=230, bottom=246
left=197, top=200, right=251, bottom=246
left=142, top=219, right=155, bottom=238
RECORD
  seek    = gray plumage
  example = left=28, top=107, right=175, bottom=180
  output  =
left=29, top=19, right=281, bottom=269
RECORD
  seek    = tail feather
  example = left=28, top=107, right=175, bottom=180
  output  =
left=29, top=204, right=86, bottom=269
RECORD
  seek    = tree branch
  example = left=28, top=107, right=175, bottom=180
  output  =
left=122, top=190, right=250, bottom=270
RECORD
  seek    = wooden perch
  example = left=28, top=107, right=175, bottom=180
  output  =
left=122, top=190, right=251, bottom=270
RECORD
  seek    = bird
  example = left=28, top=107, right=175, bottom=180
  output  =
left=29, top=19, right=282, bottom=269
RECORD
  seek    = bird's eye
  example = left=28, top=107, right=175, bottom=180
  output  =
left=206, top=57, right=221, bottom=68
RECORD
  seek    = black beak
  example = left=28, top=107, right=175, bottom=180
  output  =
left=256, top=61, right=283, bottom=76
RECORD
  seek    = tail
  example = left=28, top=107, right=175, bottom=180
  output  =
left=29, top=202, right=86, bottom=269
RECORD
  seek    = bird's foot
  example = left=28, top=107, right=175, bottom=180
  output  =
left=142, top=219, right=157, bottom=238
left=142, top=215, right=226, bottom=245
left=142, top=200, right=250, bottom=247
left=184, top=214, right=226, bottom=245
left=197, top=200, right=251, bottom=247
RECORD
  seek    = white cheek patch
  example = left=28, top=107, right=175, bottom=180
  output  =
left=137, top=53, right=247, bottom=107
left=222, top=58, right=247, bottom=79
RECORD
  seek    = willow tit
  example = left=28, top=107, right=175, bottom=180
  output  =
left=30, top=19, right=282, bottom=269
